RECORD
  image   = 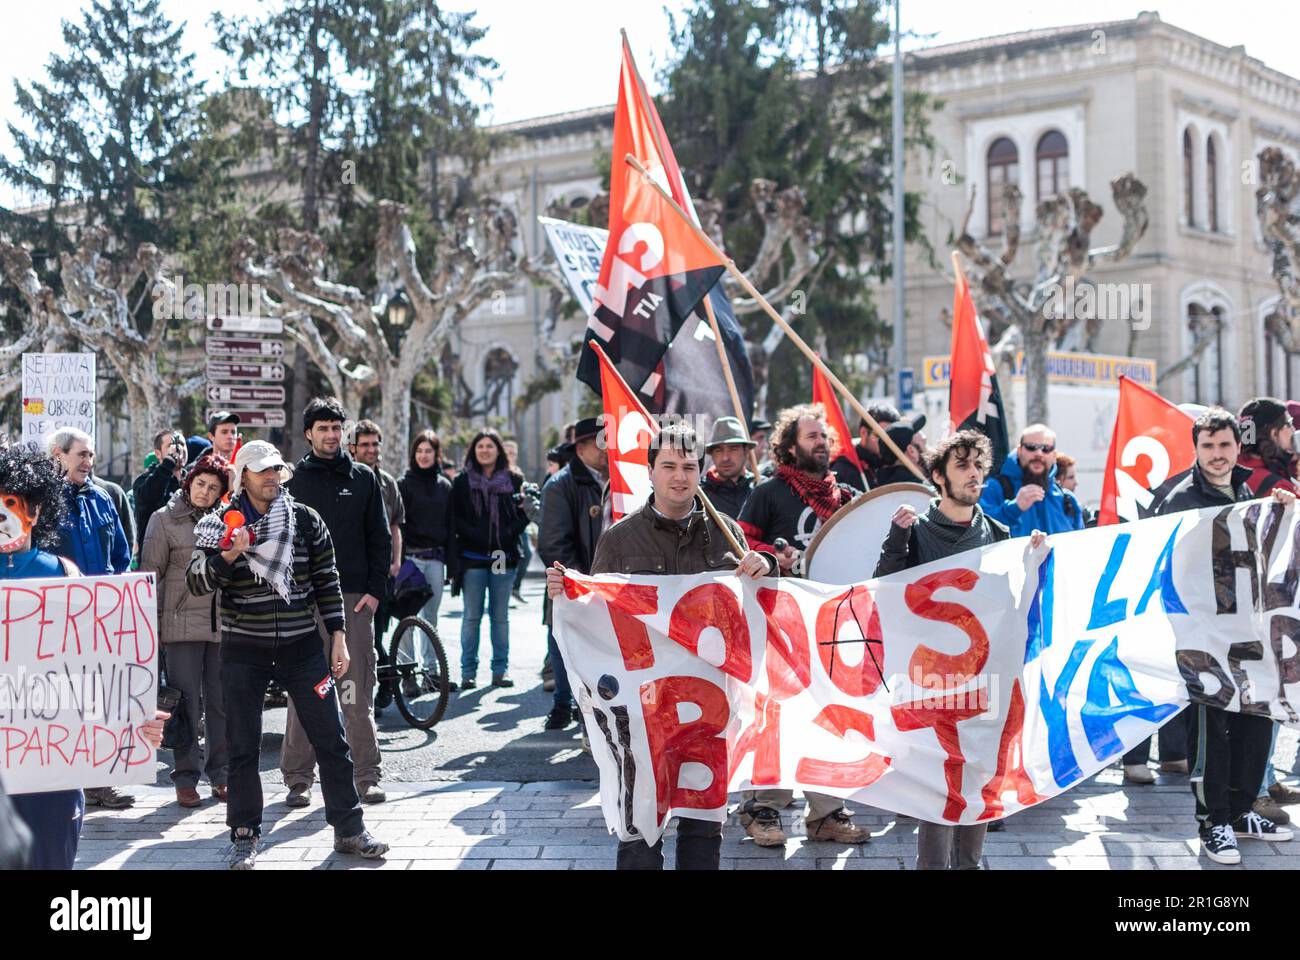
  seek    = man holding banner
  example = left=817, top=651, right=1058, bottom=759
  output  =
left=875, top=430, right=1045, bottom=868
left=547, top=423, right=773, bottom=869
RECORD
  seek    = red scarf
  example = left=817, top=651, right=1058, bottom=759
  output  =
left=776, top=464, right=844, bottom=521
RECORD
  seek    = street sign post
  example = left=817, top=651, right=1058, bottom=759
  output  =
left=898, top=367, right=915, bottom=412
left=207, top=408, right=286, bottom=428
left=206, top=315, right=284, bottom=335
left=206, top=337, right=284, bottom=358
left=206, top=384, right=286, bottom=405
left=206, top=361, right=285, bottom=382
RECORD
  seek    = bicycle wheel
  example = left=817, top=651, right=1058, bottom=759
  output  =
left=389, top=616, right=450, bottom=729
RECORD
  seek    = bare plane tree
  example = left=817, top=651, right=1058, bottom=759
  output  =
left=233, top=198, right=519, bottom=470
left=1257, top=147, right=1300, bottom=361
left=0, top=230, right=203, bottom=467
left=956, top=175, right=1149, bottom=425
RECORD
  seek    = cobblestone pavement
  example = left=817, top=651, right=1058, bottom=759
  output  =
left=76, top=764, right=1300, bottom=870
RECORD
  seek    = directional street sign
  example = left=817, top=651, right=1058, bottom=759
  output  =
left=206, top=336, right=284, bottom=358
left=207, top=408, right=286, bottom=428
left=206, top=361, right=285, bottom=382
left=206, top=315, right=284, bottom=335
left=206, top=384, right=286, bottom=404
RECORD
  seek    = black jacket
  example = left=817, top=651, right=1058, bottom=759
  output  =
left=131, top=456, right=181, bottom=543
left=398, top=465, right=453, bottom=554
left=538, top=456, right=605, bottom=574
left=831, top=455, right=867, bottom=492
left=700, top=469, right=756, bottom=522
left=875, top=500, right=1010, bottom=576
left=286, top=451, right=391, bottom=598
left=449, top=469, right=530, bottom=583
left=1157, top=464, right=1253, bottom=515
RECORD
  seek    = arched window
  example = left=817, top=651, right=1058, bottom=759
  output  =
left=986, top=137, right=1018, bottom=235
left=1206, top=136, right=1218, bottom=232
left=1183, top=129, right=1195, bottom=227
left=1035, top=130, right=1069, bottom=201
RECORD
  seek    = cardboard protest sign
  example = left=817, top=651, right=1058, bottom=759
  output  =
left=21, top=353, right=96, bottom=449
left=0, top=573, right=159, bottom=794
left=553, top=501, right=1300, bottom=844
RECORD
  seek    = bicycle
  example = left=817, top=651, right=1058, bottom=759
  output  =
left=378, top=615, right=451, bottom=729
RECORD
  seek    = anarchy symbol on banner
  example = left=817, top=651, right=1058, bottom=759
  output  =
left=819, top=585, right=890, bottom=693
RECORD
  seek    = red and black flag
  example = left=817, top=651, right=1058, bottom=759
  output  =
left=1098, top=377, right=1194, bottom=525
left=577, top=36, right=734, bottom=408
left=949, top=267, right=1010, bottom=469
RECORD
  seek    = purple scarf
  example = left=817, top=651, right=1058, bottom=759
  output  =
left=468, top=468, right=515, bottom=545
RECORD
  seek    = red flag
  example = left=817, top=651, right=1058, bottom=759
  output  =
left=812, top=364, right=862, bottom=472
left=577, top=36, right=725, bottom=403
left=1098, top=377, right=1195, bottom=525
left=592, top=342, right=660, bottom=521
left=949, top=268, right=1009, bottom=467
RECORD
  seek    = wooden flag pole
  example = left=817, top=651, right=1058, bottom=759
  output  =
left=624, top=152, right=927, bottom=483
left=621, top=30, right=761, bottom=479
left=590, top=340, right=749, bottom=559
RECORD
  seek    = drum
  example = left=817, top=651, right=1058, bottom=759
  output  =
left=803, top=483, right=933, bottom=584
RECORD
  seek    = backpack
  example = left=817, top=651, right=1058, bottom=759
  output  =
left=997, top=475, right=1075, bottom=518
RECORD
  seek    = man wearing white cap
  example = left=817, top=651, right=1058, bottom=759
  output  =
left=186, top=440, right=389, bottom=870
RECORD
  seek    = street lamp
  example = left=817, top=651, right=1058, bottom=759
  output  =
left=385, top=289, right=411, bottom=327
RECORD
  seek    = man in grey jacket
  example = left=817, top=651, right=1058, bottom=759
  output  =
left=875, top=430, right=1044, bottom=869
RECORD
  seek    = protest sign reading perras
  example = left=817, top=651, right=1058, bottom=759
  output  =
left=1, top=573, right=159, bottom=794
left=21, top=352, right=96, bottom=448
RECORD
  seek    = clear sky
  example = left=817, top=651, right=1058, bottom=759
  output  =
left=2, top=1, right=1298, bottom=204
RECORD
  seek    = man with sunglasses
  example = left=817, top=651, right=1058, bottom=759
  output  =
left=979, top=423, right=1084, bottom=537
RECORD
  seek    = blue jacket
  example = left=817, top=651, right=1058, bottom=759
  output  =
left=979, top=456, right=1084, bottom=537
left=54, top=481, right=131, bottom=575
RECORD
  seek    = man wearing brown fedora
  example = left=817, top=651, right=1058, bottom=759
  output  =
left=701, top=416, right=757, bottom=520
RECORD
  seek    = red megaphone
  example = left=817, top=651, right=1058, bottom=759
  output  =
left=219, top=510, right=256, bottom=548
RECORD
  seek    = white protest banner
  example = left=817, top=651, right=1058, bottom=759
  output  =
left=0, top=573, right=159, bottom=794
left=539, top=216, right=607, bottom=317
left=21, top=353, right=96, bottom=448
left=553, top=501, right=1300, bottom=844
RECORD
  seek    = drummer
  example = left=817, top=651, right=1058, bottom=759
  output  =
left=735, top=402, right=870, bottom=849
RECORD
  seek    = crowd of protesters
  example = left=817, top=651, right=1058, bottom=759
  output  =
left=4, top=389, right=1300, bottom=872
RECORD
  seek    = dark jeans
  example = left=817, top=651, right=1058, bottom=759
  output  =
left=12, top=789, right=83, bottom=870
left=1123, top=707, right=1190, bottom=766
left=513, top=536, right=532, bottom=592
left=222, top=647, right=364, bottom=841
left=548, top=626, right=574, bottom=711
left=616, top=818, right=721, bottom=870
left=1188, top=705, right=1273, bottom=828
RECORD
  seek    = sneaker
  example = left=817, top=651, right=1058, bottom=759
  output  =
left=228, top=827, right=259, bottom=870
left=492, top=674, right=515, bottom=688
left=176, top=786, right=202, bottom=809
left=85, top=786, right=135, bottom=809
left=542, top=677, right=556, bottom=693
left=806, top=808, right=871, bottom=844
left=284, top=784, right=312, bottom=808
left=1159, top=759, right=1190, bottom=774
left=986, top=818, right=1006, bottom=833
left=544, top=705, right=572, bottom=730
left=1123, top=763, right=1155, bottom=784
left=1252, top=796, right=1291, bottom=826
left=741, top=807, right=787, bottom=847
left=1233, top=810, right=1293, bottom=842
left=1269, top=782, right=1300, bottom=804
left=461, top=678, right=477, bottom=690
left=1201, top=824, right=1240, bottom=864
left=359, top=783, right=387, bottom=804
left=334, top=830, right=390, bottom=859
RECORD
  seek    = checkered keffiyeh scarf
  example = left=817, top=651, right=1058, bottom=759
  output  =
left=195, top=493, right=297, bottom=603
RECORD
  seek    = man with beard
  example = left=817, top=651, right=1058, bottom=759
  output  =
left=875, top=430, right=1045, bottom=868
left=700, top=416, right=757, bottom=519
left=979, top=423, right=1083, bottom=536
left=735, top=403, right=870, bottom=847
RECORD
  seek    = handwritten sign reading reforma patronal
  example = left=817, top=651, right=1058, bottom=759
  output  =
left=0, top=573, right=158, bottom=794
left=21, top=352, right=97, bottom=449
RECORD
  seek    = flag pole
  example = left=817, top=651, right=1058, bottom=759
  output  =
left=589, top=341, right=749, bottom=558
left=621, top=30, right=761, bottom=479
left=624, top=153, right=927, bottom=483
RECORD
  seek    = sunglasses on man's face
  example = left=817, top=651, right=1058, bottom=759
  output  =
left=1021, top=442, right=1055, bottom=454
